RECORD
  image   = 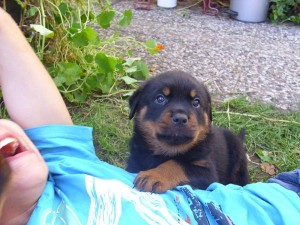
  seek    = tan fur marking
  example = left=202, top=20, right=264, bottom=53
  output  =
left=159, top=111, right=172, bottom=126
left=190, top=89, right=197, bottom=98
left=192, top=159, right=209, bottom=167
left=137, top=107, right=210, bottom=157
left=163, top=87, right=171, bottom=96
left=193, top=112, right=209, bottom=143
left=136, top=106, right=157, bottom=137
left=134, top=160, right=189, bottom=193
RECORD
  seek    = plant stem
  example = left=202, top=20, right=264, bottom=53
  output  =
left=39, top=0, right=46, bottom=61
left=94, top=89, right=136, bottom=98
left=3, top=0, right=6, bottom=10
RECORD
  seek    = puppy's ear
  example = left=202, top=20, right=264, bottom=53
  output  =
left=129, top=88, right=142, bottom=120
left=204, top=87, right=213, bottom=123
left=238, top=129, right=246, bottom=142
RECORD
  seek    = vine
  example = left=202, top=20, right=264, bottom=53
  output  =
left=2, top=0, right=163, bottom=102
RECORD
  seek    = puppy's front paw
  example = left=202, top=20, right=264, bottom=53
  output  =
left=133, top=160, right=189, bottom=193
left=134, top=169, right=173, bottom=193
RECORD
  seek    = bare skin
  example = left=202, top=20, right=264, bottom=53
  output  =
left=0, top=8, right=73, bottom=225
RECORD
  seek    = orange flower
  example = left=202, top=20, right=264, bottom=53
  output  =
left=155, top=43, right=165, bottom=51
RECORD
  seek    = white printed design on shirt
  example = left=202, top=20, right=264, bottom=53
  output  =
left=42, top=200, right=82, bottom=225
left=85, top=176, right=188, bottom=225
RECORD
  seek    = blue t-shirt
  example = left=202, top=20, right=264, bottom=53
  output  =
left=25, top=125, right=300, bottom=225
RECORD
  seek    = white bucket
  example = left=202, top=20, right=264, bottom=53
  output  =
left=157, top=0, right=177, bottom=8
left=229, top=0, right=270, bottom=23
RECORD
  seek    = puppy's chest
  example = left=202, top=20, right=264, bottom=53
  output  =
left=145, top=144, right=211, bottom=167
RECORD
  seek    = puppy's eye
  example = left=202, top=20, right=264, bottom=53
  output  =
left=192, top=98, right=201, bottom=108
left=155, top=94, right=166, bottom=104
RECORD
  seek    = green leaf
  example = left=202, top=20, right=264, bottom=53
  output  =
left=123, top=58, right=141, bottom=67
left=64, top=93, right=74, bottom=102
left=95, top=53, right=117, bottom=73
left=53, top=75, right=66, bottom=87
left=85, top=75, right=99, bottom=89
left=96, top=10, right=115, bottom=29
left=84, top=54, right=94, bottom=63
left=27, top=7, right=38, bottom=17
left=127, top=50, right=133, bottom=57
left=58, top=3, right=69, bottom=14
left=70, top=22, right=81, bottom=30
left=256, top=149, right=273, bottom=163
left=145, top=39, right=156, bottom=48
left=57, top=62, right=83, bottom=86
left=88, top=12, right=95, bottom=20
left=30, top=24, right=54, bottom=38
left=145, top=39, right=159, bottom=54
left=115, top=60, right=125, bottom=73
left=68, top=27, right=79, bottom=35
left=70, top=27, right=100, bottom=47
left=74, top=92, right=87, bottom=103
left=81, top=14, right=88, bottom=23
left=119, top=76, right=138, bottom=85
left=125, top=66, right=137, bottom=73
left=119, top=10, right=132, bottom=26
left=133, top=61, right=149, bottom=80
left=97, top=73, right=115, bottom=94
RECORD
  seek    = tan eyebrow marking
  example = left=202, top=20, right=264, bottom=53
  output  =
left=190, top=89, right=197, bottom=98
left=163, top=87, right=171, bottom=96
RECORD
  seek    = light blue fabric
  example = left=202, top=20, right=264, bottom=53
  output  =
left=25, top=125, right=300, bottom=225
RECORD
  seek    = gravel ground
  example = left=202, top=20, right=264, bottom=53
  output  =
left=112, top=1, right=300, bottom=111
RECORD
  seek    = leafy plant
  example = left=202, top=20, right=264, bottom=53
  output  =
left=4, top=0, right=163, bottom=102
left=269, top=0, right=300, bottom=24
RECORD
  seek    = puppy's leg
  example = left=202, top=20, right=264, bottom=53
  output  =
left=133, top=159, right=219, bottom=193
left=233, top=157, right=249, bottom=185
left=182, top=160, right=219, bottom=190
left=133, top=160, right=189, bottom=193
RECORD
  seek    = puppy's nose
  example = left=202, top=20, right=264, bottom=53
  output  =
left=172, top=113, right=188, bottom=125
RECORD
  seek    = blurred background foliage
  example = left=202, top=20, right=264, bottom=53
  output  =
left=0, top=0, right=163, bottom=102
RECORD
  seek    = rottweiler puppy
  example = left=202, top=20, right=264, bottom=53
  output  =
left=127, top=70, right=249, bottom=193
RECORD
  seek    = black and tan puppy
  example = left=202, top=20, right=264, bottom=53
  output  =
left=127, top=70, right=249, bottom=193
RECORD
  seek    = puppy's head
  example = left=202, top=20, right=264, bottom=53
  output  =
left=129, top=71, right=212, bottom=156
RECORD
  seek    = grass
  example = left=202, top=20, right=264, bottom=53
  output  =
left=70, top=96, right=300, bottom=182
left=212, top=97, right=300, bottom=181
left=70, top=98, right=133, bottom=168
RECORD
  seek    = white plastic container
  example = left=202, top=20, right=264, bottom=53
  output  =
left=157, top=0, right=177, bottom=8
left=229, top=0, right=270, bottom=23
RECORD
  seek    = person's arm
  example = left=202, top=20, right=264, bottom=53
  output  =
left=0, top=8, right=73, bottom=128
